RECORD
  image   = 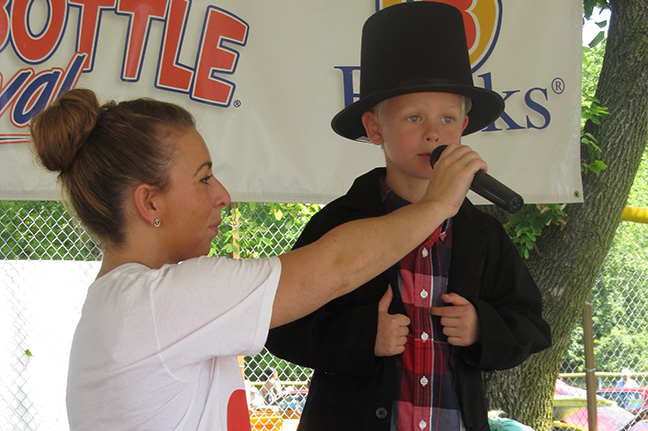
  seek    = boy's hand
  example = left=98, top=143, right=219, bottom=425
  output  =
left=429, top=293, right=481, bottom=346
left=424, top=144, right=487, bottom=215
left=374, top=286, right=410, bottom=357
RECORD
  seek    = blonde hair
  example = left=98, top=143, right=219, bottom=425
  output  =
left=30, top=88, right=195, bottom=246
left=371, top=93, right=472, bottom=122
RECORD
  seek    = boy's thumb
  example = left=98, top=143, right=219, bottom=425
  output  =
left=378, top=285, right=393, bottom=313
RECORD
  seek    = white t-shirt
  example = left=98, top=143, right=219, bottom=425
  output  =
left=66, top=255, right=281, bottom=431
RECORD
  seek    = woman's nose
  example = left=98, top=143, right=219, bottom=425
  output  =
left=213, top=178, right=231, bottom=209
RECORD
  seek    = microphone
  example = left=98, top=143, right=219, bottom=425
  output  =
left=429, top=145, right=524, bottom=213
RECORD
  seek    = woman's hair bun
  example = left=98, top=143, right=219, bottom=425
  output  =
left=30, top=88, right=101, bottom=173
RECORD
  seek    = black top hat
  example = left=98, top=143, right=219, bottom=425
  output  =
left=331, top=2, right=504, bottom=141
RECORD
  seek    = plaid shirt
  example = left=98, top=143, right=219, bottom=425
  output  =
left=381, top=185, right=464, bottom=431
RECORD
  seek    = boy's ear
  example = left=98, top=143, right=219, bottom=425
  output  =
left=361, top=111, right=384, bottom=146
left=132, top=183, right=160, bottom=227
left=461, top=115, right=469, bottom=133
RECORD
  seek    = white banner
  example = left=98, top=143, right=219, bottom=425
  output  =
left=0, top=0, right=583, bottom=204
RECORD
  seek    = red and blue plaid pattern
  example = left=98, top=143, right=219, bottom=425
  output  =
left=382, top=185, right=463, bottom=431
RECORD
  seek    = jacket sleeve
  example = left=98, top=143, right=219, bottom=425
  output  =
left=453, top=209, right=552, bottom=371
left=265, top=210, right=386, bottom=376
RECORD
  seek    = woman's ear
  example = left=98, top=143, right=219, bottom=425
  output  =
left=361, top=111, right=384, bottom=146
left=132, top=183, right=159, bottom=227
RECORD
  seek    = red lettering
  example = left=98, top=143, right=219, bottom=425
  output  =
left=0, top=0, right=9, bottom=49
left=157, top=0, right=193, bottom=92
left=68, top=0, right=117, bottom=71
left=193, top=7, right=248, bottom=106
left=10, top=0, right=67, bottom=62
left=117, top=0, right=167, bottom=80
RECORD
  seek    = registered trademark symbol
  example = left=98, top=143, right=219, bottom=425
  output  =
left=233, top=100, right=241, bottom=107
left=551, top=78, right=565, bottom=95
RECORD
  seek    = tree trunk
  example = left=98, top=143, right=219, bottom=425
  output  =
left=483, top=1, right=648, bottom=430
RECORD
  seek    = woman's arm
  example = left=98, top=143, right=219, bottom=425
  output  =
left=271, top=144, right=485, bottom=328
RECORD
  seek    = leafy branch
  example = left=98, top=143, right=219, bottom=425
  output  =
left=504, top=204, right=568, bottom=259
left=505, top=40, right=609, bottom=258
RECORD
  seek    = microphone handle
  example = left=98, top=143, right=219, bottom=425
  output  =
left=471, top=171, right=524, bottom=213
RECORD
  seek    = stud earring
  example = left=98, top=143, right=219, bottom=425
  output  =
left=153, top=218, right=160, bottom=228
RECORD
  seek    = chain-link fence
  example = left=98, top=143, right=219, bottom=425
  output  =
left=555, top=217, right=648, bottom=431
left=1, top=200, right=647, bottom=431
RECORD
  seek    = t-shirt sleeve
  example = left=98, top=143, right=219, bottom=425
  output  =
left=147, top=256, right=281, bottom=367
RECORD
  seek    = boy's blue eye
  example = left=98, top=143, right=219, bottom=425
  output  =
left=442, top=116, right=454, bottom=124
left=407, top=114, right=420, bottom=122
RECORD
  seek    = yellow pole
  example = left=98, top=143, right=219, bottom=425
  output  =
left=622, top=206, right=648, bottom=224
left=229, top=203, right=245, bottom=378
left=231, top=203, right=241, bottom=259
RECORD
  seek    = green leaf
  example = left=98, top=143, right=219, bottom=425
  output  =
left=588, top=30, right=606, bottom=48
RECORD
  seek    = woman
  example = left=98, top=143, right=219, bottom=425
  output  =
left=30, top=88, right=484, bottom=430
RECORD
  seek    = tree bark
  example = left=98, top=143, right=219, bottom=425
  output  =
left=482, top=1, right=648, bottom=430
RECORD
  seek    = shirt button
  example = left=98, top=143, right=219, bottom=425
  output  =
left=420, top=290, right=428, bottom=299
left=375, top=407, right=388, bottom=419
left=421, top=248, right=428, bottom=257
left=421, top=332, right=429, bottom=341
left=420, top=376, right=428, bottom=386
left=419, top=419, right=427, bottom=429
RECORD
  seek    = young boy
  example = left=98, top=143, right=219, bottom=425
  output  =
left=266, top=3, right=551, bottom=431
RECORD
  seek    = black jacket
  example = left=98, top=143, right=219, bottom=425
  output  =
left=266, top=168, right=551, bottom=431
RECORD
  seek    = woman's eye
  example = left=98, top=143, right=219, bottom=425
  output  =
left=200, top=175, right=213, bottom=184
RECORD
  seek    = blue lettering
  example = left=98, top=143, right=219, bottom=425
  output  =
left=10, top=53, right=86, bottom=126
left=14, top=71, right=62, bottom=125
left=525, top=87, right=551, bottom=129
left=336, top=69, right=554, bottom=134
left=478, top=72, right=523, bottom=131
left=335, top=66, right=360, bottom=107
left=0, top=70, right=33, bottom=114
left=497, top=90, right=525, bottom=131
left=56, top=53, right=87, bottom=98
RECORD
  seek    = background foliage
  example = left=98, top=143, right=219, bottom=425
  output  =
left=503, top=40, right=608, bottom=259
left=0, top=201, right=100, bottom=260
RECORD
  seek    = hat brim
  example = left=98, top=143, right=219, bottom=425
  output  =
left=331, top=85, right=504, bottom=141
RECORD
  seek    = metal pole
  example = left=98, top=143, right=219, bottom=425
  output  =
left=583, top=292, right=598, bottom=431
left=622, top=206, right=648, bottom=224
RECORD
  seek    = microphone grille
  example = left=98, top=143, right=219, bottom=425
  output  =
left=429, top=145, right=448, bottom=168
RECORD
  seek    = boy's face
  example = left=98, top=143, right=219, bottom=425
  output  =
left=362, top=91, right=469, bottom=185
